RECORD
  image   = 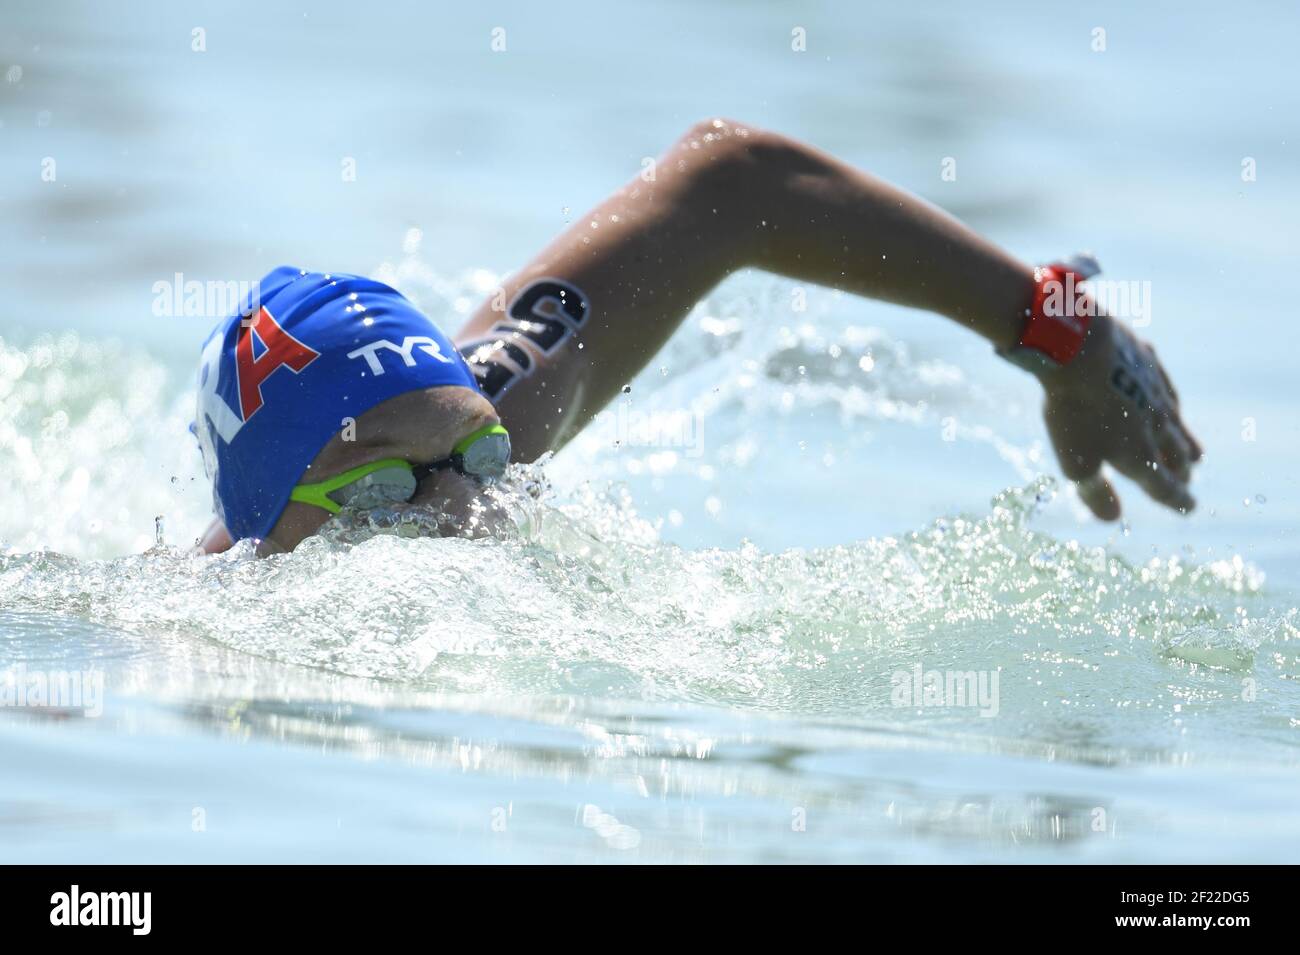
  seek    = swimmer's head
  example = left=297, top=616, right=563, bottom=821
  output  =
left=191, top=267, right=487, bottom=543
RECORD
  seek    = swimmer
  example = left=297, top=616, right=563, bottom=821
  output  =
left=194, top=119, right=1202, bottom=555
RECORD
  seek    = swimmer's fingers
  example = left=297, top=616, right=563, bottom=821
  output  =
left=1169, top=403, right=1204, bottom=467
left=1044, top=397, right=1121, bottom=520
left=196, top=517, right=234, bottom=555
left=1154, top=414, right=1195, bottom=484
left=1074, top=473, right=1121, bottom=521
left=1182, top=417, right=1205, bottom=462
left=1148, top=345, right=1181, bottom=410
left=1143, top=348, right=1203, bottom=491
left=1147, top=346, right=1204, bottom=466
left=1110, top=429, right=1196, bottom=515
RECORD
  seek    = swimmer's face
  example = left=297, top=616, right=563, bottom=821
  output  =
left=261, top=385, right=501, bottom=553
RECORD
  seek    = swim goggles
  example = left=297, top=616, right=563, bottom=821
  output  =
left=289, top=423, right=511, bottom=515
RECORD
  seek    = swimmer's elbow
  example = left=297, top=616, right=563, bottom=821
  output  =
left=671, top=118, right=822, bottom=197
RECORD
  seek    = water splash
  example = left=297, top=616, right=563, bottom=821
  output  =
left=0, top=298, right=1295, bottom=768
left=0, top=333, right=209, bottom=557
left=0, top=470, right=1290, bottom=755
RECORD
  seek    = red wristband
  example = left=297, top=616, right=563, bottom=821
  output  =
left=1015, top=258, right=1098, bottom=365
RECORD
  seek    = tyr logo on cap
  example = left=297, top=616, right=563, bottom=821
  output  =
left=345, top=336, right=455, bottom=376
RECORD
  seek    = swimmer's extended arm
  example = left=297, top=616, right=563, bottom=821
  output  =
left=459, top=118, right=1200, bottom=518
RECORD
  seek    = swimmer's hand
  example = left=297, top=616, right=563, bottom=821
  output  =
left=1039, top=313, right=1202, bottom=520
left=195, top=518, right=234, bottom=555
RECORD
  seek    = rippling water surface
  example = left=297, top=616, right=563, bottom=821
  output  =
left=2, top=0, right=1298, bottom=862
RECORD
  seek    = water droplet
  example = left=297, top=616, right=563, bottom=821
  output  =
left=621, top=384, right=631, bottom=394
left=1255, top=494, right=1267, bottom=504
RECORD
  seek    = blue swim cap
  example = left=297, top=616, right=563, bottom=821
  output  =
left=193, top=266, right=481, bottom=542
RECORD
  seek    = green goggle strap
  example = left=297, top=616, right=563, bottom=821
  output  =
left=289, top=457, right=414, bottom=515
left=289, top=423, right=512, bottom=516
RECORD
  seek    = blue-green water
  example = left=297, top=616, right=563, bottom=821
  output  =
left=1, top=0, right=1298, bottom=862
